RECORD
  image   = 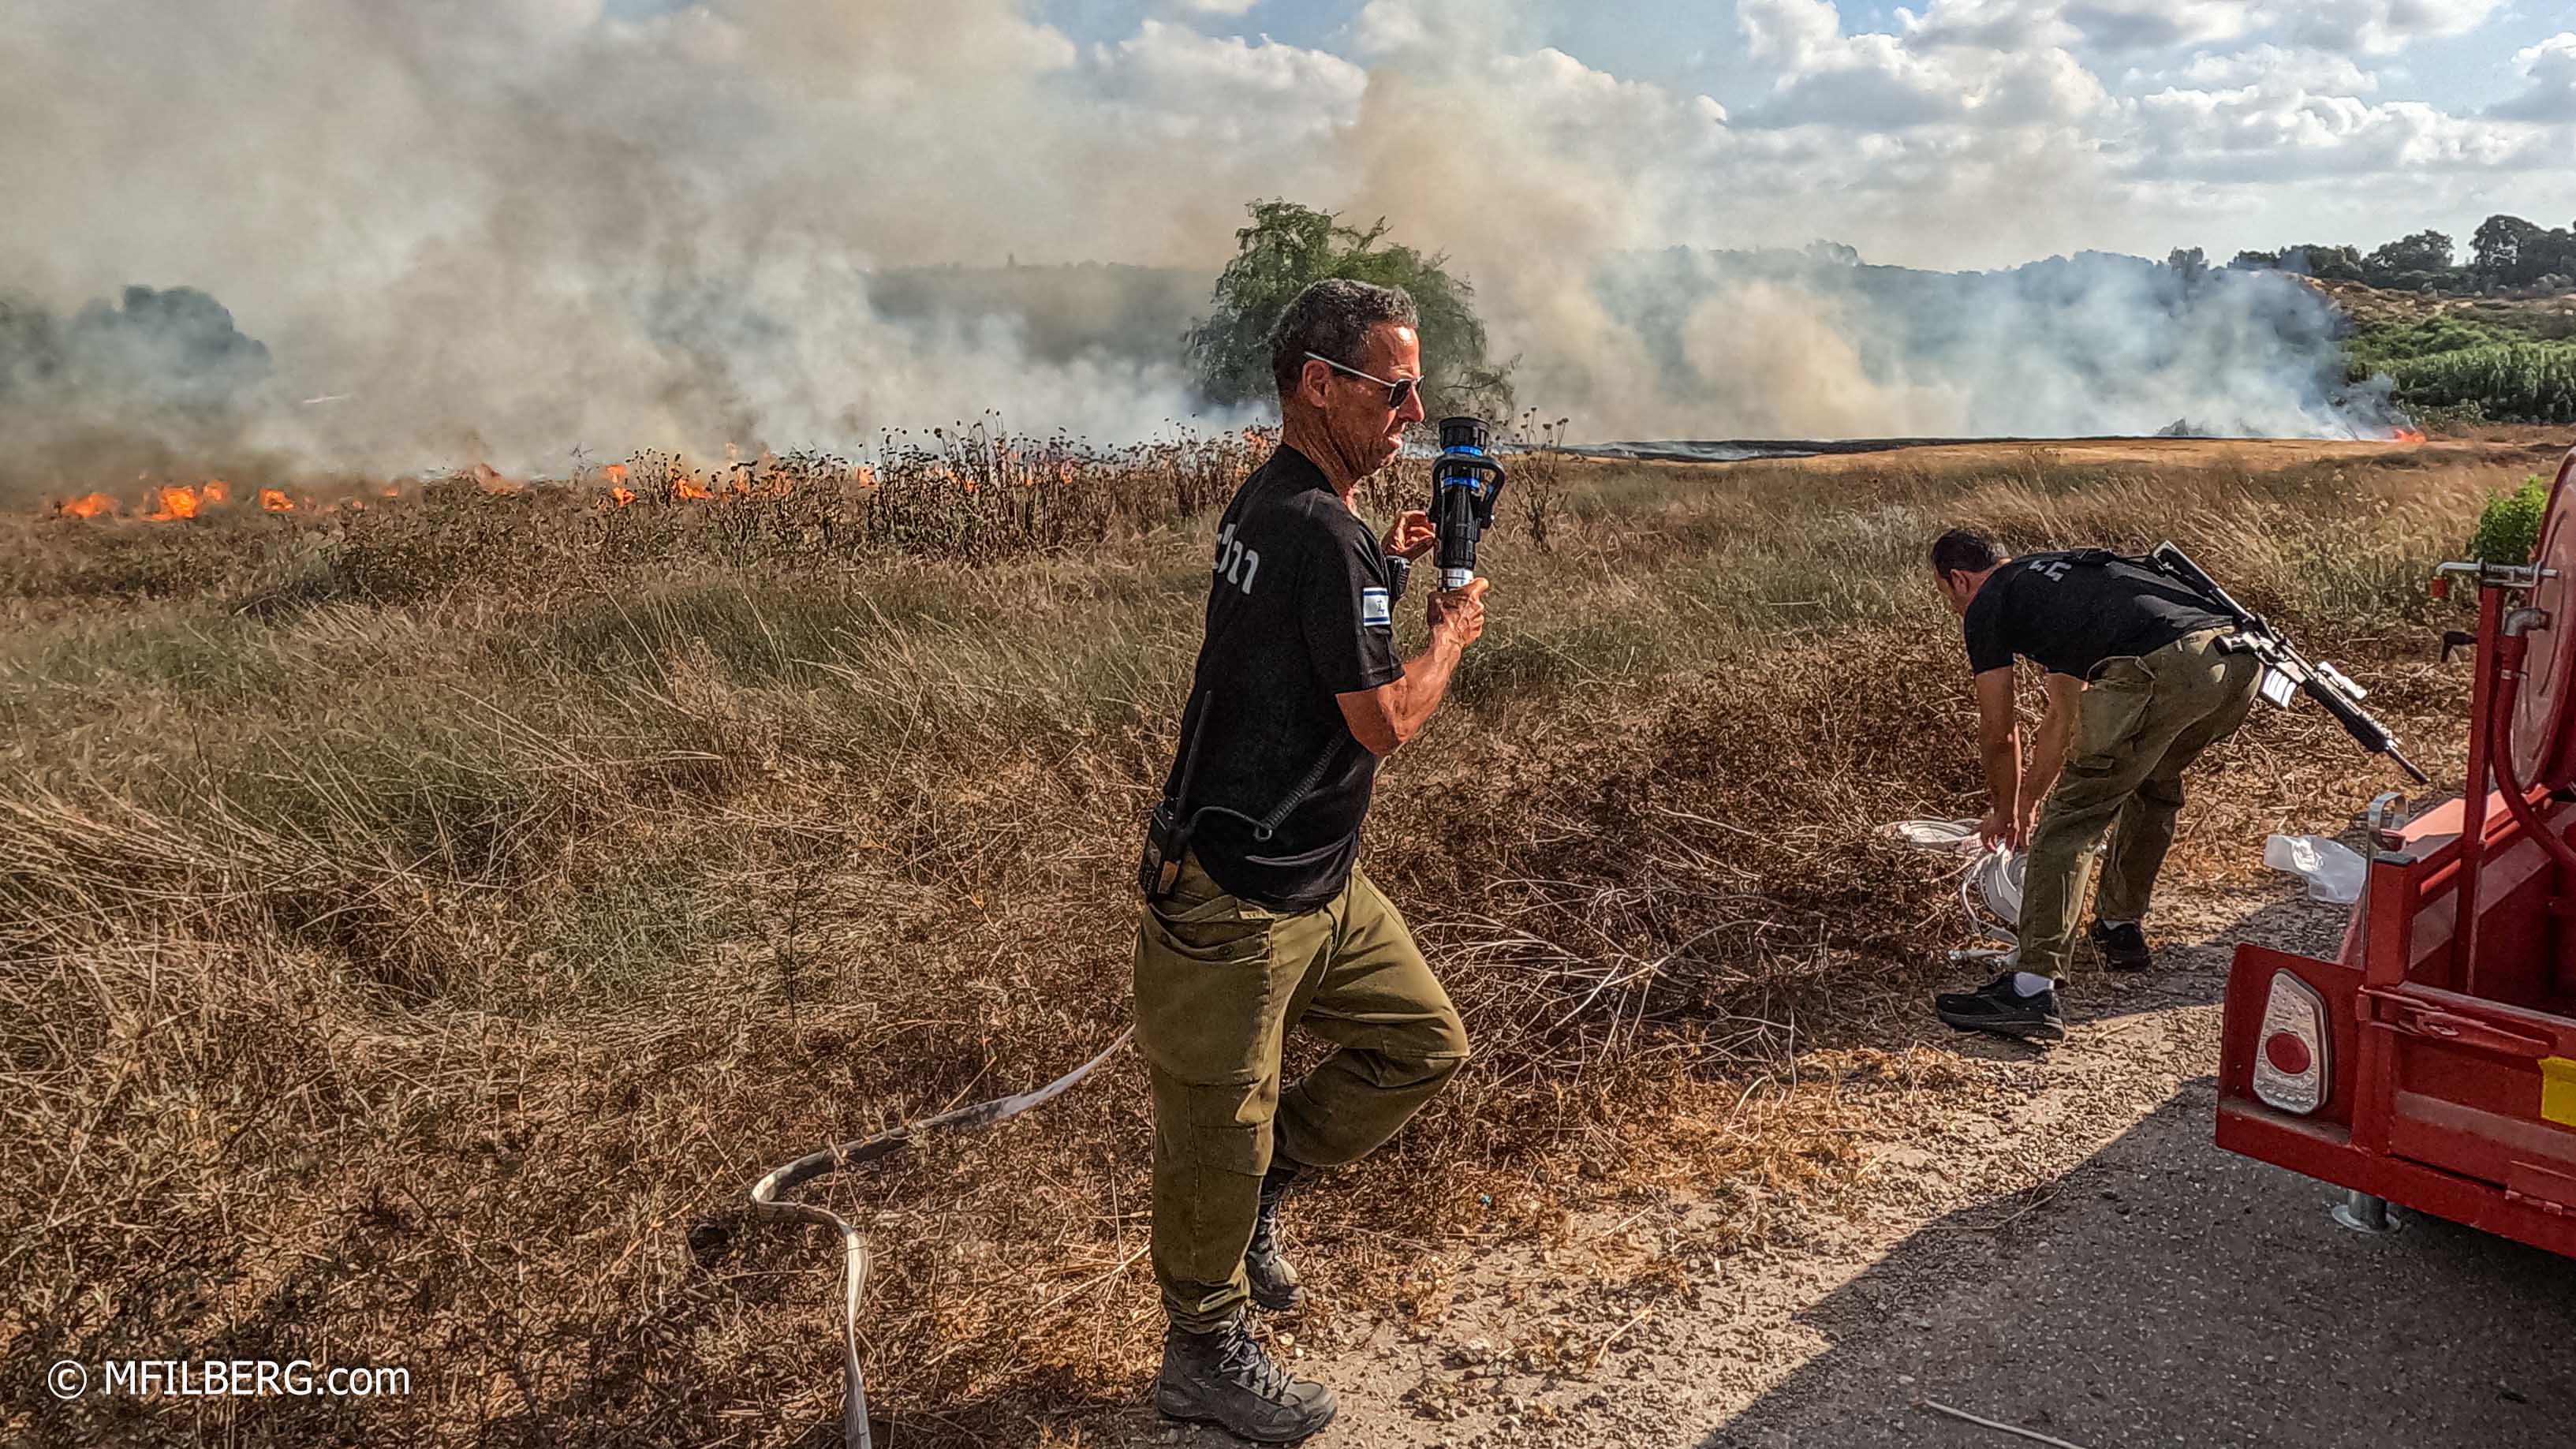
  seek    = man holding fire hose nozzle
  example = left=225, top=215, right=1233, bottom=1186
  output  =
left=1131, top=278, right=1499, bottom=1443
left=1927, top=527, right=2262, bottom=1042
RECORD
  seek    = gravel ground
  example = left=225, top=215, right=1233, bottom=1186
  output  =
left=1108, top=879, right=2576, bottom=1449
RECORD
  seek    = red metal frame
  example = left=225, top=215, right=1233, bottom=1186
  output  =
left=2216, top=443, right=2576, bottom=1259
left=2447, top=584, right=2503, bottom=988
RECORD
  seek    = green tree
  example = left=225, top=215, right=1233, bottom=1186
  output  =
left=2472, top=215, right=2550, bottom=285
left=2281, top=243, right=2366, bottom=282
left=1184, top=200, right=1514, bottom=418
left=2364, top=229, right=2457, bottom=287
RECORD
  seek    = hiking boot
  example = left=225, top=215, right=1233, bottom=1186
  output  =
left=1154, top=1313, right=1338, bottom=1443
left=1246, top=1160, right=1305, bottom=1313
left=2090, top=920, right=2152, bottom=972
left=1933, top=972, right=2066, bottom=1044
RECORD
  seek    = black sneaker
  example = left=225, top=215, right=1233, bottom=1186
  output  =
left=1933, top=972, right=2066, bottom=1043
left=1155, top=1313, right=1337, bottom=1443
left=2090, top=921, right=2152, bottom=972
left=1246, top=1161, right=1305, bottom=1313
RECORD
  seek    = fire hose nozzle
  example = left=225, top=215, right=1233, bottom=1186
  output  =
left=1431, top=416, right=1506, bottom=592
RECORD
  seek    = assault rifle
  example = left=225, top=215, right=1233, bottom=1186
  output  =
left=2149, top=541, right=2429, bottom=784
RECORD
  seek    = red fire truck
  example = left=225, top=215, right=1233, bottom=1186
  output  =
left=2216, top=443, right=2576, bottom=1253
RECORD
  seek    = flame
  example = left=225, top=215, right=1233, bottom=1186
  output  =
left=2392, top=428, right=2427, bottom=443
left=609, top=485, right=636, bottom=506
left=200, top=479, right=232, bottom=506
left=146, top=484, right=202, bottom=521
left=853, top=464, right=878, bottom=488
left=259, top=487, right=296, bottom=511
left=600, top=463, right=629, bottom=484
left=676, top=476, right=715, bottom=500
left=61, top=491, right=116, bottom=518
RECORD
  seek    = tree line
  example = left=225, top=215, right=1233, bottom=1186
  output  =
left=2177, top=214, right=2576, bottom=295
left=1182, top=200, right=2576, bottom=431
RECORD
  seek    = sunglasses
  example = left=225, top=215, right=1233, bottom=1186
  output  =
left=1304, top=351, right=1422, bottom=411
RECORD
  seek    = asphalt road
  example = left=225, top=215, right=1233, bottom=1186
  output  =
left=1712, top=1074, right=2576, bottom=1449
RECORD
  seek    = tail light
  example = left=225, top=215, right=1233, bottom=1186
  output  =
left=2252, top=971, right=2330, bottom=1115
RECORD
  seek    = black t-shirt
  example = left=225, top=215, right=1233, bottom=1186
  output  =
left=1162, top=446, right=1404, bottom=912
left=1962, top=551, right=2230, bottom=678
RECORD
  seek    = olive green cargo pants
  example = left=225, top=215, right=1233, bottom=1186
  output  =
left=1133, top=852, right=1469, bottom=1331
left=2019, top=627, right=2262, bottom=979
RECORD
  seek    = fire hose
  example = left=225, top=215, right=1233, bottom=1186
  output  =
left=1883, top=819, right=2025, bottom=961
left=747, top=1027, right=1133, bottom=1449
left=2485, top=607, right=2576, bottom=877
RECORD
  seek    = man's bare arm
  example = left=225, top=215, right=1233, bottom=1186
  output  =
left=1337, top=580, right=1488, bottom=756
left=1973, top=667, right=2022, bottom=846
left=2016, top=673, right=2086, bottom=835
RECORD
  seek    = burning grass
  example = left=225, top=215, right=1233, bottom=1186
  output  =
left=2, top=430, right=2563, bottom=1444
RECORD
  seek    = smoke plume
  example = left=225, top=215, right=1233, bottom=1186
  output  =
left=0, top=0, right=2402, bottom=499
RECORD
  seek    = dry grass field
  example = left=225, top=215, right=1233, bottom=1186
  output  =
left=5, top=427, right=2567, bottom=1445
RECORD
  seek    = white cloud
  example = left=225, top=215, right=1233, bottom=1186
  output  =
left=2125, top=85, right=2551, bottom=182
left=1900, top=0, right=2081, bottom=51
left=1710, top=0, right=2552, bottom=223
left=2145, top=44, right=2382, bottom=93
left=1150, top=0, right=1260, bottom=17
left=2064, top=0, right=2261, bottom=53
left=2063, top=0, right=2501, bottom=55
left=1737, top=0, right=1847, bottom=66
left=1350, top=0, right=1549, bottom=62
left=1087, top=21, right=1366, bottom=147
left=1734, top=0, right=2111, bottom=131
left=2493, top=32, right=2576, bottom=122
left=2270, top=0, right=2502, bottom=55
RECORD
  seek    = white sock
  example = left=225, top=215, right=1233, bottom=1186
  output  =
left=2098, top=919, right=2137, bottom=931
left=2012, top=971, right=2058, bottom=998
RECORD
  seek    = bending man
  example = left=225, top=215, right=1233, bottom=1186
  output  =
left=1135, top=278, right=1487, bottom=1442
left=1928, top=528, right=2260, bottom=1042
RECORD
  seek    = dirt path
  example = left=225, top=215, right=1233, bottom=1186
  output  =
left=1109, top=879, right=2576, bottom=1449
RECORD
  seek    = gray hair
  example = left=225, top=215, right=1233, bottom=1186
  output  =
left=1267, top=278, right=1419, bottom=399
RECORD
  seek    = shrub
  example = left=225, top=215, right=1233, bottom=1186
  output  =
left=2346, top=315, right=2520, bottom=369
left=2469, top=474, right=2552, bottom=565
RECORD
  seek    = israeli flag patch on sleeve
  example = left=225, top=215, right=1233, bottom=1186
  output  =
left=1361, top=587, right=1392, bottom=628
